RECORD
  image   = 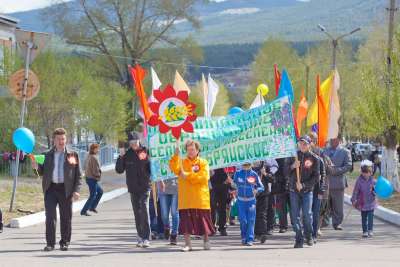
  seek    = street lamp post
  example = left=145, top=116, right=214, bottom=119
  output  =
left=316, top=24, right=361, bottom=140
left=317, top=24, right=361, bottom=70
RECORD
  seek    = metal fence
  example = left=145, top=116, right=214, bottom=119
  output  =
left=74, top=144, right=117, bottom=169
left=0, top=145, right=116, bottom=177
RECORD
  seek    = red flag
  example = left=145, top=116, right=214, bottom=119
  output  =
left=129, top=64, right=150, bottom=137
left=317, top=75, right=329, bottom=148
left=274, top=64, right=281, bottom=96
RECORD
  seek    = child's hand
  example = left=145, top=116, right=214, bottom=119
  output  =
left=253, top=189, right=258, bottom=196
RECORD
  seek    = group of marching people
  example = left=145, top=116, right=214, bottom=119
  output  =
left=30, top=127, right=378, bottom=253
left=115, top=129, right=361, bottom=251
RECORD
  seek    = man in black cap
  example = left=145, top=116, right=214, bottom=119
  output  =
left=116, top=131, right=152, bottom=248
left=288, top=135, right=320, bottom=248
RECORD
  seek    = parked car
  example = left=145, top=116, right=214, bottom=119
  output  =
left=353, top=143, right=374, bottom=161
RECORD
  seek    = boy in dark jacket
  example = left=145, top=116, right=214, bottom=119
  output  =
left=274, top=157, right=293, bottom=233
left=210, top=168, right=231, bottom=236
left=289, top=135, right=320, bottom=248
left=253, top=159, right=278, bottom=243
left=116, top=132, right=151, bottom=248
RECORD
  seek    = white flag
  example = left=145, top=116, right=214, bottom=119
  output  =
left=202, top=73, right=209, bottom=117
left=150, top=67, right=162, bottom=102
left=249, top=94, right=265, bottom=109
left=327, top=69, right=341, bottom=139
left=174, top=70, right=191, bottom=94
left=207, top=74, right=219, bottom=116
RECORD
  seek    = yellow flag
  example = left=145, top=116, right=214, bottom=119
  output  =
left=173, top=70, right=191, bottom=94
left=306, top=72, right=334, bottom=127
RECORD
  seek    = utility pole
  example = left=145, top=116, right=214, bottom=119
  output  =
left=387, top=0, right=397, bottom=115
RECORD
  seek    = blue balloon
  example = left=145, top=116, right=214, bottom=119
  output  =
left=375, top=176, right=394, bottom=199
left=12, top=127, right=35, bottom=153
left=228, top=107, right=244, bottom=116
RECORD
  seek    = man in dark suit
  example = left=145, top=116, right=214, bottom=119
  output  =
left=32, top=128, right=82, bottom=251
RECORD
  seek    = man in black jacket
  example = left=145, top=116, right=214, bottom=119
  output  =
left=32, top=128, right=82, bottom=252
left=210, top=168, right=231, bottom=236
left=274, top=157, right=293, bottom=233
left=116, top=132, right=152, bottom=248
left=289, top=135, right=320, bottom=248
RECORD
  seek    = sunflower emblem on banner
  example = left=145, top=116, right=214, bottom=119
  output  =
left=148, top=84, right=197, bottom=139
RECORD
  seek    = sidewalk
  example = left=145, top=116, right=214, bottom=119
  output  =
left=0, top=191, right=399, bottom=267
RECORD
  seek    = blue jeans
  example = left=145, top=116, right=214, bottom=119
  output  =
left=361, top=210, right=374, bottom=232
left=238, top=199, right=256, bottom=243
left=149, top=196, right=163, bottom=234
left=81, top=178, right=103, bottom=214
left=312, top=193, right=321, bottom=238
left=159, top=194, right=179, bottom=235
left=290, top=191, right=313, bottom=243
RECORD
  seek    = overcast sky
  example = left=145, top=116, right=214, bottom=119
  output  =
left=0, top=0, right=71, bottom=13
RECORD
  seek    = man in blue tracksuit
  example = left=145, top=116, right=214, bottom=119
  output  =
left=232, top=162, right=264, bottom=246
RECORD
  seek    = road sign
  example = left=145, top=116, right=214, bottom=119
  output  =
left=8, top=69, right=40, bottom=101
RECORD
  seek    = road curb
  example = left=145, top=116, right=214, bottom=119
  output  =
left=344, top=194, right=400, bottom=226
left=9, top=163, right=125, bottom=228
left=10, top=187, right=128, bottom=228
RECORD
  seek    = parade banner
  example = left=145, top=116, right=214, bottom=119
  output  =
left=148, top=96, right=297, bottom=181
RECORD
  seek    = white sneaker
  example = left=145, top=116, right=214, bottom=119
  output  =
left=368, top=231, right=374, bottom=238
left=181, top=246, right=192, bottom=252
left=136, top=240, right=143, bottom=247
left=204, top=241, right=211, bottom=250
left=142, top=240, right=150, bottom=248
left=362, top=232, right=368, bottom=238
left=317, top=230, right=322, bottom=237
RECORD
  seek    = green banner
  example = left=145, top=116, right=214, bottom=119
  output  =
left=148, top=96, right=297, bottom=181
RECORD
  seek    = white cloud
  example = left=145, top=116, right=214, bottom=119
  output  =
left=220, top=8, right=260, bottom=16
left=0, top=0, right=72, bottom=13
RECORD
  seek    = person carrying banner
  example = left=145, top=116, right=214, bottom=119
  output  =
left=253, top=159, right=278, bottom=243
left=233, top=162, right=264, bottom=246
left=116, top=132, right=152, bottom=248
left=289, top=135, right=320, bottom=248
left=169, top=140, right=215, bottom=252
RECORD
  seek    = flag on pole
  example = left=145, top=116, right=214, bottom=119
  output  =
left=173, top=70, right=191, bottom=94
left=277, top=69, right=299, bottom=137
left=150, top=67, right=162, bottom=102
left=317, top=75, right=329, bottom=148
left=207, top=74, right=219, bottom=116
left=296, top=89, right=308, bottom=135
left=307, top=73, right=333, bottom=127
left=249, top=94, right=265, bottom=109
left=129, top=64, right=151, bottom=137
left=274, top=64, right=281, bottom=96
left=327, top=70, right=341, bottom=139
left=202, top=73, right=209, bottom=117
left=129, top=64, right=150, bottom=120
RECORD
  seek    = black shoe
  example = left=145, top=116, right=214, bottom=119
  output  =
left=306, top=239, right=313, bottom=247
left=60, top=244, right=69, bottom=251
left=43, top=246, right=54, bottom=252
left=260, top=235, right=267, bottom=244
left=81, top=212, right=91, bottom=216
left=170, top=234, right=178, bottom=245
left=220, top=229, right=228, bottom=236
left=164, top=229, right=170, bottom=240
left=294, top=242, right=303, bottom=248
left=0, top=223, right=3, bottom=233
left=279, top=228, right=287, bottom=234
left=89, top=209, right=98, bottom=213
